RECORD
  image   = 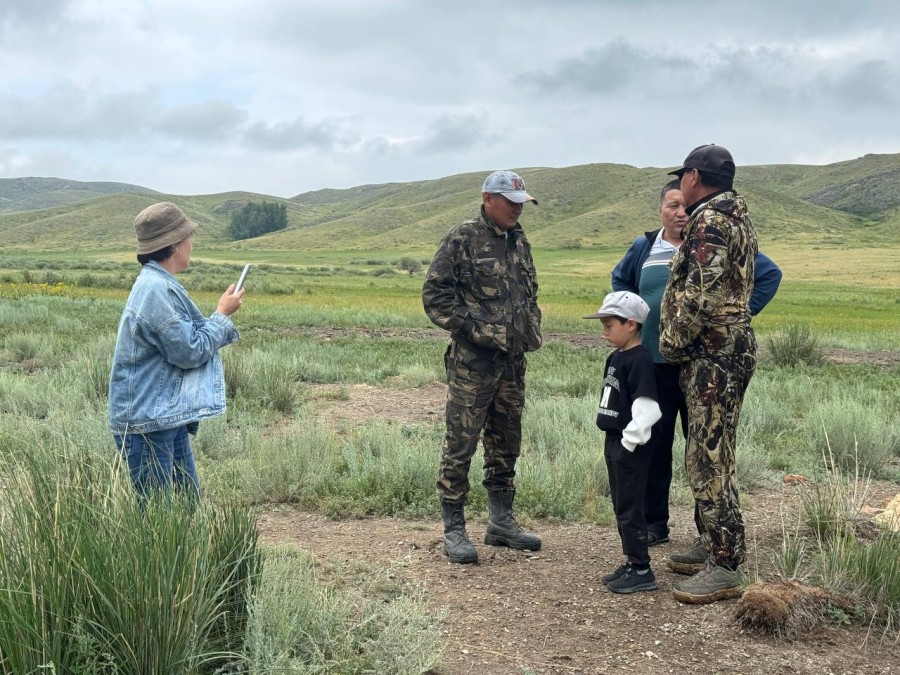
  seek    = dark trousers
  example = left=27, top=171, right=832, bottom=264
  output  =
left=644, top=363, right=688, bottom=537
left=436, top=341, right=526, bottom=502
left=605, top=434, right=652, bottom=567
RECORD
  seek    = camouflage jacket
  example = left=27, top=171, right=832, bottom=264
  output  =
left=659, top=191, right=757, bottom=363
left=422, top=208, right=542, bottom=355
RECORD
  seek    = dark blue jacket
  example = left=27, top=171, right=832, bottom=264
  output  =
left=611, top=229, right=782, bottom=316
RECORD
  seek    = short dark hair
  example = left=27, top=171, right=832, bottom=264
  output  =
left=659, top=179, right=682, bottom=204
left=611, top=316, right=643, bottom=331
left=697, top=171, right=732, bottom=190
left=137, top=245, right=176, bottom=265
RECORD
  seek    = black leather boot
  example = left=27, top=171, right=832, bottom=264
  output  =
left=440, top=499, right=478, bottom=564
left=484, top=489, right=541, bottom=551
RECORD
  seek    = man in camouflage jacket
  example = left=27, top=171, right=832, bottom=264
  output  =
left=659, top=145, right=758, bottom=604
left=422, top=170, right=542, bottom=564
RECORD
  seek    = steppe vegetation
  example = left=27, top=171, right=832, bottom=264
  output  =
left=0, top=155, right=898, bottom=672
left=0, top=244, right=897, bottom=671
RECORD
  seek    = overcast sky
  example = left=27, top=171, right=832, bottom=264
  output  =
left=2, top=0, right=898, bottom=197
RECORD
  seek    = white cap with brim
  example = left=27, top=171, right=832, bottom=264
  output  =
left=583, top=290, right=650, bottom=324
left=482, top=169, right=538, bottom=205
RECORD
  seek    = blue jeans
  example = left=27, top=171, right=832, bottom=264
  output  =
left=113, top=425, right=200, bottom=500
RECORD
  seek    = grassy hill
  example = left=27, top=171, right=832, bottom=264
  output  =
left=0, top=177, right=159, bottom=213
left=1, top=154, right=898, bottom=253
left=0, top=192, right=321, bottom=251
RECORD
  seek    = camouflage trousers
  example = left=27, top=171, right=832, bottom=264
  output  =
left=680, top=350, right=756, bottom=568
left=436, top=339, right=526, bottom=503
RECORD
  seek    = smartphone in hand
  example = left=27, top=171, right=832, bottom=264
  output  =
left=234, top=264, right=251, bottom=293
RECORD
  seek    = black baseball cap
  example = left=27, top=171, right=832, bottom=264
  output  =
left=668, top=144, right=736, bottom=179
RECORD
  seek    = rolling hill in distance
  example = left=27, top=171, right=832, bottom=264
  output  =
left=1, top=153, right=898, bottom=253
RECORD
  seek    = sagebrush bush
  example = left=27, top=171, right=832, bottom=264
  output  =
left=3, top=332, right=45, bottom=363
left=766, top=323, right=825, bottom=367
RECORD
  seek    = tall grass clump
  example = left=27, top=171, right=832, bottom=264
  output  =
left=0, top=443, right=261, bottom=674
left=840, top=531, right=900, bottom=633
left=800, top=395, right=900, bottom=475
left=223, top=348, right=301, bottom=414
left=800, top=445, right=871, bottom=542
left=774, top=530, right=808, bottom=581
left=766, top=323, right=824, bottom=367
left=58, top=338, right=115, bottom=406
left=243, top=546, right=442, bottom=674
left=784, top=441, right=900, bottom=637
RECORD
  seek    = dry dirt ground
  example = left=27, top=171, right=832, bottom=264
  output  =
left=259, top=329, right=900, bottom=674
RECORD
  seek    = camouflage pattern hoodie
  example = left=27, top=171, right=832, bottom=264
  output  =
left=659, top=191, right=757, bottom=363
left=422, top=208, right=542, bottom=355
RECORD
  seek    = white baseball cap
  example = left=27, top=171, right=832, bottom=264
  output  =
left=482, top=170, right=538, bottom=204
left=583, top=291, right=650, bottom=323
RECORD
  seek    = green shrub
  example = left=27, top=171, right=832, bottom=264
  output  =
left=3, top=332, right=45, bottom=363
left=766, top=323, right=824, bottom=367
left=397, top=256, right=422, bottom=276
left=372, top=267, right=397, bottom=277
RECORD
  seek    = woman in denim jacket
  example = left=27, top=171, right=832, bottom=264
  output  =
left=109, top=202, right=244, bottom=498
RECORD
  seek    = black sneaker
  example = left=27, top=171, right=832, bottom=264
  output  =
left=601, top=563, right=628, bottom=585
left=607, top=564, right=658, bottom=594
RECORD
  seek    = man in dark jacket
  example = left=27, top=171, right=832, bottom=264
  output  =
left=659, top=144, right=759, bottom=604
left=611, top=180, right=781, bottom=549
left=422, top=170, right=542, bottom=564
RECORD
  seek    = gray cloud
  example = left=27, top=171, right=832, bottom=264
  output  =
left=0, top=0, right=70, bottom=23
left=0, top=86, right=260, bottom=144
left=522, top=40, right=692, bottom=94
left=525, top=39, right=900, bottom=116
left=157, top=100, right=248, bottom=139
left=827, top=60, right=899, bottom=108
left=242, top=117, right=350, bottom=151
left=415, top=114, right=497, bottom=155
left=0, top=86, right=154, bottom=140
left=4, top=1, right=900, bottom=196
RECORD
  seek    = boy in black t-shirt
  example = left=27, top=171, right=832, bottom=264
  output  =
left=585, top=291, right=662, bottom=594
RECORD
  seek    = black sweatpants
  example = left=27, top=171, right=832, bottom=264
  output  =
left=644, top=363, right=688, bottom=538
left=605, top=433, right=653, bottom=567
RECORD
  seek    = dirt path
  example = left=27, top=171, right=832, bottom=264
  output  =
left=258, top=500, right=899, bottom=675
left=276, top=326, right=900, bottom=367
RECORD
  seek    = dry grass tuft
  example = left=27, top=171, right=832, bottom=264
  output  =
left=733, top=580, right=831, bottom=640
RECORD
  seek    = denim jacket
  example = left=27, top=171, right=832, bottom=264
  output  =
left=108, top=261, right=239, bottom=434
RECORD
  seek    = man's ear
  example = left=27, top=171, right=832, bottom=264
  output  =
left=684, top=170, right=699, bottom=190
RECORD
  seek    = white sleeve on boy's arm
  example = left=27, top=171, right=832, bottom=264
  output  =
left=621, top=397, right=662, bottom=451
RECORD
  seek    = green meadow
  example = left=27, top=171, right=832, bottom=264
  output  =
left=1, top=242, right=899, bottom=671
left=1, top=154, right=899, bottom=670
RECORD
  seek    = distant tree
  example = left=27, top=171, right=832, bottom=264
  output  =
left=229, top=201, right=288, bottom=240
left=398, top=256, right=423, bottom=276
